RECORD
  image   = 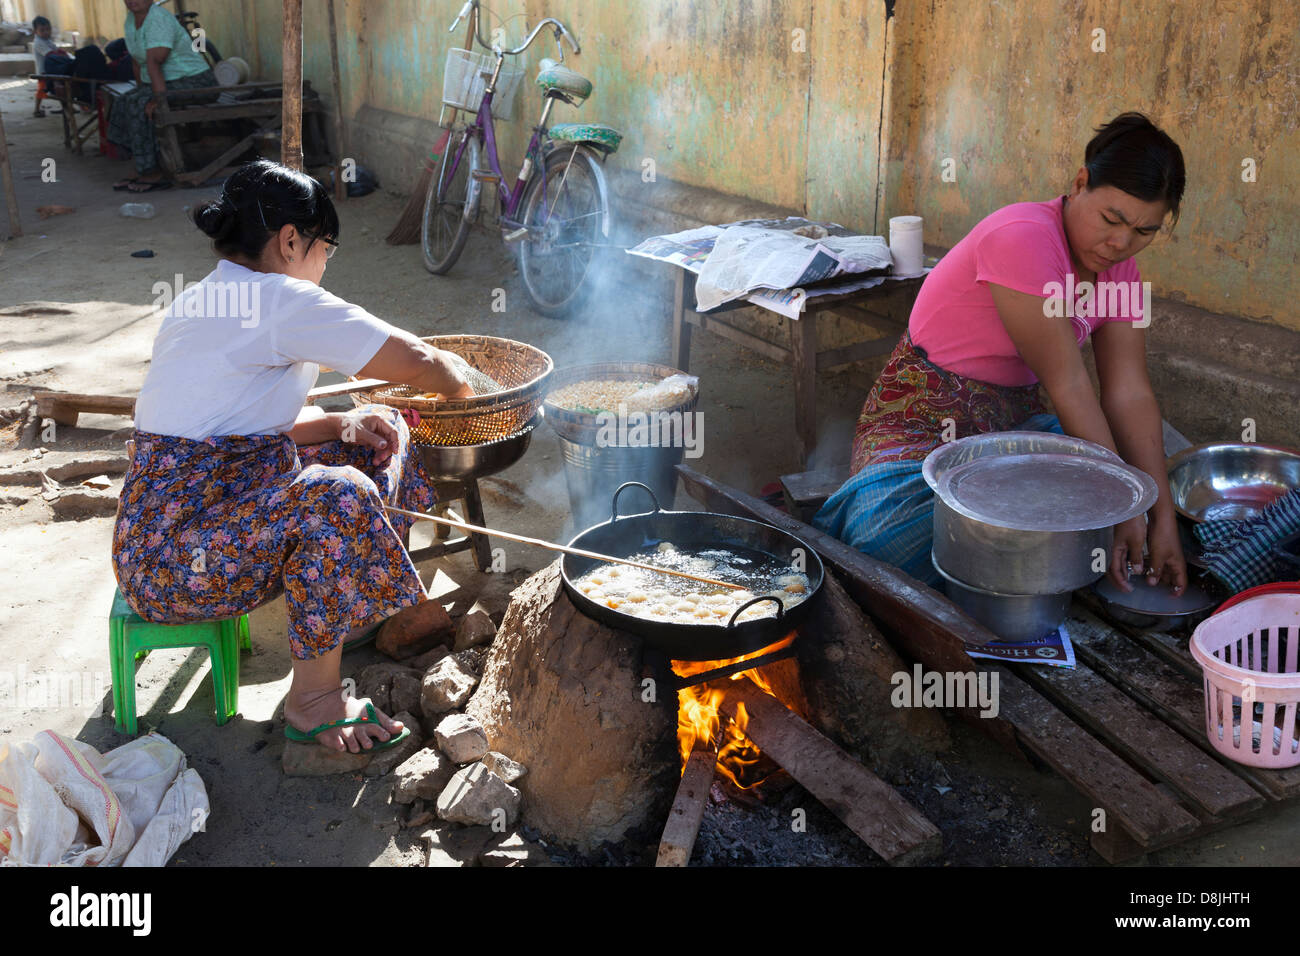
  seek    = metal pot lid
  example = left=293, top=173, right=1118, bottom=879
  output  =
left=922, top=431, right=1121, bottom=494
left=935, top=453, right=1158, bottom=532
left=1092, top=573, right=1219, bottom=617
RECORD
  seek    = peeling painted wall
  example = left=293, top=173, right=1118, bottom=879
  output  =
left=26, top=0, right=1296, bottom=327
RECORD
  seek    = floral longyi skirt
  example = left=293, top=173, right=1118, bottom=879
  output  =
left=111, top=405, right=435, bottom=660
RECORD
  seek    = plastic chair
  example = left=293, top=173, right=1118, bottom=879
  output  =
left=108, top=589, right=251, bottom=735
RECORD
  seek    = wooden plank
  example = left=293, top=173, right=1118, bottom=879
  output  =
left=1067, top=608, right=1300, bottom=799
left=326, top=0, right=347, bottom=201
left=176, top=121, right=282, bottom=186
left=780, top=464, right=850, bottom=511
left=1018, top=655, right=1264, bottom=819
left=790, top=310, right=818, bottom=466
left=281, top=0, right=304, bottom=170
left=305, top=378, right=393, bottom=402
left=0, top=107, right=21, bottom=237
left=718, top=678, right=941, bottom=865
left=654, top=750, right=717, bottom=867
left=987, top=664, right=1201, bottom=847
left=670, top=268, right=692, bottom=372
left=814, top=335, right=898, bottom=371
left=34, top=391, right=136, bottom=427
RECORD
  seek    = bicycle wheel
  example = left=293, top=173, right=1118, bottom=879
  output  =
left=516, top=145, right=610, bottom=317
left=421, top=130, right=481, bottom=275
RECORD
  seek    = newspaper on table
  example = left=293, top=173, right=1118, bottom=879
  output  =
left=963, top=623, right=1077, bottom=668
left=627, top=216, right=923, bottom=319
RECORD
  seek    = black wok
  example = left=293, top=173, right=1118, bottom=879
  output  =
left=561, top=483, right=825, bottom=661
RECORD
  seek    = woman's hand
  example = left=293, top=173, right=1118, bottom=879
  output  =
left=336, top=410, right=400, bottom=467
left=1144, top=517, right=1188, bottom=595
left=1107, top=514, right=1148, bottom=593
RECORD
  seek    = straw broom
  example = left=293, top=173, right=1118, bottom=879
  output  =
left=387, top=9, right=477, bottom=245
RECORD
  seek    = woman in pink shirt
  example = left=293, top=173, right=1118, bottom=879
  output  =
left=815, top=112, right=1187, bottom=598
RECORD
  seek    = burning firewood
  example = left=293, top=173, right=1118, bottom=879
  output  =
left=655, top=749, right=718, bottom=867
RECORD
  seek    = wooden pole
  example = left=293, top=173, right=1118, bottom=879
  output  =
left=655, top=750, right=717, bottom=867
left=385, top=505, right=746, bottom=591
left=0, top=109, right=22, bottom=238
left=325, top=0, right=346, bottom=199
left=281, top=0, right=304, bottom=171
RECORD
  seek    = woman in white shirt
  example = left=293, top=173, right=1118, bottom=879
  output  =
left=114, top=160, right=473, bottom=755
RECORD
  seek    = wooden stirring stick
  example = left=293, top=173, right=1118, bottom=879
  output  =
left=385, top=505, right=746, bottom=592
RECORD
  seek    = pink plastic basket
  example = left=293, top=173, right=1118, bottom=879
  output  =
left=1189, top=593, right=1300, bottom=769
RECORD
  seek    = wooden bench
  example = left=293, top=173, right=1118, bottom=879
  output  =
left=152, top=81, right=328, bottom=186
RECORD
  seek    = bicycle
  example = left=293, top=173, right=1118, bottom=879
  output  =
left=421, top=0, right=623, bottom=317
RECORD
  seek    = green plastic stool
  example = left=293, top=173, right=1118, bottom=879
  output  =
left=108, top=589, right=251, bottom=735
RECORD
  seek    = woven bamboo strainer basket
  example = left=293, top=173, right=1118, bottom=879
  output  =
left=353, top=335, right=553, bottom=446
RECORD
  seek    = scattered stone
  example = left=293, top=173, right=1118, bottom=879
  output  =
left=376, top=599, right=453, bottom=660
left=434, top=712, right=489, bottom=764
left=403, top=798, right=435, bottom=830
left=420, top=654, right=479, bottom=714
left=481, top=831, right=554, bottom=867
left=436, top=763, right=521, bottom=827
left=392, top=746, right=456, bottom=805
left=47, top=488, right=120, bottom=519
left=480, top=751, right=526, bottom=784
left=281, top=741, right=371, bottom=777
left=452, top=609, right=496, bottom=651
left=354, top=662, right=420, bottom=714
left=79, top=474, right=112, bottom=490
left=451, top=647, right=486, bottom=677
left=407, top=644, right=451, bottom=673
left=361, top=711, right=424, bottom=777
left=390, top=671, right=423, bottom=716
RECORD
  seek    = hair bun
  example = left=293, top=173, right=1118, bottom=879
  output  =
left=192, top=198, right=236, bottom=240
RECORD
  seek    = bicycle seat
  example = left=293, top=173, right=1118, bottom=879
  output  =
left=549, top=123, right=623, bottom=153
left=536, top=62, right=593, bottom=101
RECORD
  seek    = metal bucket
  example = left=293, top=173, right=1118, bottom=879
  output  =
left=558, top=438, right=685, bottom=531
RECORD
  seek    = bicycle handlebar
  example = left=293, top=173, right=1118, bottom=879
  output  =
left=448, top=1, right=580, bottom=60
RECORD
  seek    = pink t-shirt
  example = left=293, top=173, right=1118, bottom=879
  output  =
left=908, top=196, right=1146, bottom=386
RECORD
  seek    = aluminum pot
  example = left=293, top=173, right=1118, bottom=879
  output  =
left=931, top=553, right=1070, bottom=643
left=927, top=441, right=1157, bottom=594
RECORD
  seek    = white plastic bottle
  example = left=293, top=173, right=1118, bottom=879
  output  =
left=119, top=203, right=156, bottom=219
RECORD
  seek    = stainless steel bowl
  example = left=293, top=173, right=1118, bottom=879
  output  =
left=931, top=552, right=1071, bottom=643
left=418, top=413, right=541, bottom=481
left=1166, top=442, right=1300, bottom=523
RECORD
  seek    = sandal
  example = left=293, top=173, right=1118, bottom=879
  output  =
left=284, top=700, right=411, bottom=751
left=125, top=180, right=173, bottom=193
left=113, top=178, right=139, bottom=191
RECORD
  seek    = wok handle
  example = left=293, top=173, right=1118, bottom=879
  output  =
left=726, top=595, right=784, bottom=629
left=610, top=481, right=663, bottom=523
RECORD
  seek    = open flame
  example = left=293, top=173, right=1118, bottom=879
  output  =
left=672, top=632, right=800, bottom=791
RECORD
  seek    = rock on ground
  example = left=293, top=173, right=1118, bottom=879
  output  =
left=376, top=599, right=454, bottom=660
left=420, top=654, right=480, bottom=714
left=480, top=751, right=526, bottom=784
left=436, top=762, right=521, bottom=827
left=392, top=746, right=457, bottom=805
left=281, top=741, right=372, bottom=777
left=354, top=662, right=421, bottom=714
left=452, top=609, right=497, bottom=651
left=434, top=713, right=490, bottom=764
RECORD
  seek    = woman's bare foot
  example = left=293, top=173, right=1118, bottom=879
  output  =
left=285, top=645, right=404, bottom=752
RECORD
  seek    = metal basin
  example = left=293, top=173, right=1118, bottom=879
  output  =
left=931, top=552, right=1070, bottom=643
left=418, top=413, right=540, bottom=481
left=1166, top=442, right=1300, bottom=523
left=931, top=452, right=1157, bottom=594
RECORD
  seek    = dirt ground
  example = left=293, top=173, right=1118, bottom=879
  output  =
left=2, top=77, right=1297, bottom=867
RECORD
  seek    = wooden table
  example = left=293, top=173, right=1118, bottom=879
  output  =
left=669, top=267, right=928, bottom=467
left=29, top=73, right=104, bottom=154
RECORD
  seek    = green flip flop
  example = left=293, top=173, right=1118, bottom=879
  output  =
left=284, top=701, right=411, bottom=751
left=342, top=620, right=383, bottom=652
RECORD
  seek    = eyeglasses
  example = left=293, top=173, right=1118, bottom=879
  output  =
left=309, top=234, right=340, bottom=259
